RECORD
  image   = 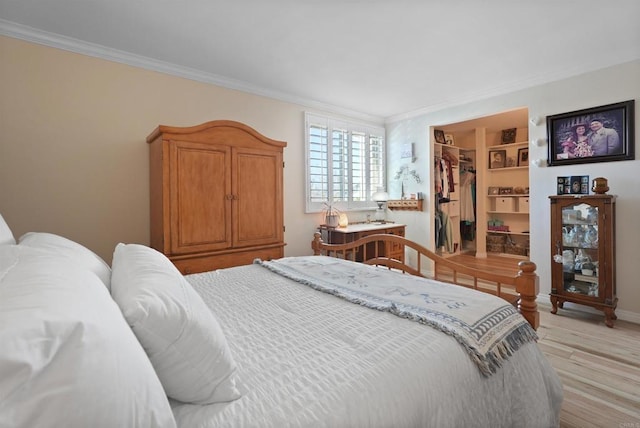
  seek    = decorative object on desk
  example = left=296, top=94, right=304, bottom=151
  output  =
left=517, top=148, right=529, bottom=166
left=322, top=203, right=340, bottom=227
left=434, top=129, right=446, bottom=144
left=489, top=149, right=506, bottom=169
left=338, top=212, right=349, bottom=228
left=501, top=128, right=517, bottom=144
left=444, top=133, right=455, bottom=145
left=371, top=187, right=389, bottom=222
left=592, top=177, right=609, bottom=194
left=546, top=100, right=635, bottom=166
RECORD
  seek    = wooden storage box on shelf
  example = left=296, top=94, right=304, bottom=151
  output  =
left=518, top=197, right=530, bottom=213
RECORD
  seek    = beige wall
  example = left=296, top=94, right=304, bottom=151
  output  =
left=0, top=35, right=347, bottom=262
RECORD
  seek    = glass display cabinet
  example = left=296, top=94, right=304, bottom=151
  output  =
left=549, top=195, right=617, bottom=327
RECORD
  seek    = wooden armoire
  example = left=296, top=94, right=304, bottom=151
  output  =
left=147, top=120, right=287, bottom=274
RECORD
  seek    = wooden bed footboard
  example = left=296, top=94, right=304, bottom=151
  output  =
left=311, top=232, right=540, bottom=330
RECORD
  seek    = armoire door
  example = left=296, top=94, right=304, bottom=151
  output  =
left=169, top=140, right=232, bottom=254
left=232, top=147, right=283, bottom=248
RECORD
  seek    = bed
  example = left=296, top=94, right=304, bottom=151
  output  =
left=0, top=214, right=562, bottom=428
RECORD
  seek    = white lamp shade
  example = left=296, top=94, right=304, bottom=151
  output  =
left=372, top=188, right=389, bottom=202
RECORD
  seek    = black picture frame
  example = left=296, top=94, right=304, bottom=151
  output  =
left=501, top=128, right=517, bottom=144
left=547, top=100, right=635, bottom=166
left=488, top=149, right=506, bottom=169
left=434, top=129, right=446, bottom=144
left=517, top=147, right=529, bottom=166
left=557, top=176, right=589, bottom=195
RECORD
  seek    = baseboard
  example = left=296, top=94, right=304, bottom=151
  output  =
left=536, top=294, right=640, bottom=325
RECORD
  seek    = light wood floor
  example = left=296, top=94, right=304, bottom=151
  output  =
left=449, top=254, right=640, bottom=428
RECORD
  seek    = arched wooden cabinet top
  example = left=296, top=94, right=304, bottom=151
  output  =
left=146, top=120, right=287, bottom=150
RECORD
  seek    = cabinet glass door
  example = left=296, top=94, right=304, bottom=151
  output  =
left=558, top=202, right=599, bottom=298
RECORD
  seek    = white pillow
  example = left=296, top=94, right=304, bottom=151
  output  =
left=0, top=213, right=15, bottom=245
left=18, top=232, right=111, bottom=290
left=0, top=245, right=176, bottom=428
left=110, top=243, right=241, bottom=405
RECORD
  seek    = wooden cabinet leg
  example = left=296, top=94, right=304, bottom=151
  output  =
left=604, top=308, right=616, bottom=328
left=550, top=296, right=558, bottom=314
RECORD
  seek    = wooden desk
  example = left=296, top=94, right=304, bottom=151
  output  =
left=318, top=223, right=406, bottom=262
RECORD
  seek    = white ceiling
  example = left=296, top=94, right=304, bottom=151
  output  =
left=1, top=0, right=639, bottom=122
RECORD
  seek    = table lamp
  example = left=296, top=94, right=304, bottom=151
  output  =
left=372, top=187, right=389, bottom=222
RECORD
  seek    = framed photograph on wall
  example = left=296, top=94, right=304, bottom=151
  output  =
left=488, top=149, right=506, bottom=169
left=517, top=147, right=529, bottom=166
left=547, top=100, right=635, bottom=166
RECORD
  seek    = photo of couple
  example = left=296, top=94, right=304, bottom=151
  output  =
left=547, top=100, right=634, bottom=167
left=556, top=118, right=620, bottom=160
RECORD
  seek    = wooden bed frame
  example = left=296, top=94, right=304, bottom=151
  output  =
left=311, top=232, right=540, bottom=330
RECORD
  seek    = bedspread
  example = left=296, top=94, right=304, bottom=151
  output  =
left=257, top=256, right=537, bottom=376
left=172, top=260, right=562, bottom=428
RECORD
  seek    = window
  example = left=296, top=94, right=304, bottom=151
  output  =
left=305, top=112, right=385, bottom=212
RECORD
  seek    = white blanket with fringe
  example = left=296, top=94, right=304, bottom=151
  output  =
left=257, top=256, right=537, bottom=376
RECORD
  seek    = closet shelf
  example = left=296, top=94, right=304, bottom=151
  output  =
left=387, top=200, right=423, bottom=211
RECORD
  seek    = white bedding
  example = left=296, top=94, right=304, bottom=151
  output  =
left=172, top=261, right=562, bottom=428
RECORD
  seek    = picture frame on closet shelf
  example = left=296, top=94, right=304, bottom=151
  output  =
left=488, top=187, right=500, bottom=195
left=501, top=128, right=517, bottom=144
left=489, top=149, right=506, bottom=169
left=518, top=147, right=529, bottom=166
left=434, top=129, right=446, bottom=144
left=444, top=133, right=455, bottom=145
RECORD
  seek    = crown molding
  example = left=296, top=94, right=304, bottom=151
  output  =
left=0, top=19, right=384, bottom=125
